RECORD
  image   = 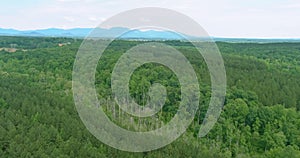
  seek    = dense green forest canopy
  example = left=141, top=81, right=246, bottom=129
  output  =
left=0, top=36, right=299, bottom=157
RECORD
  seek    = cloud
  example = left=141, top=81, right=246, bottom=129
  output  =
left=88, top=17, right=98, bottom=22
left=1, top=0, right=300, bottom=38
left=56, top=0, right=81, bottom=2
left=279, top=3, right=300, bottom=9
left=56, top=0, right=97, bottom=3
left=64, top=16, right=75, bottom=22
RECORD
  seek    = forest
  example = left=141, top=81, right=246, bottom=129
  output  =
left=0, top=36, right=300, bottom=157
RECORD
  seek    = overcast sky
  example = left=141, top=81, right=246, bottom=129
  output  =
left=1, top=0, right=300, bottom=38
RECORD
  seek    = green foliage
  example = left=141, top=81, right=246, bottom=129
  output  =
left=0, top=36, right=299, bottom=157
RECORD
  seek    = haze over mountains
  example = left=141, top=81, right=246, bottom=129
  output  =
left=0, top=27, right=300, bottom=43
left=0, top=27, right=184, bottom=40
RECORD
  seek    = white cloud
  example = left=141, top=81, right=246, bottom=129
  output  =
left=278, top=3, right=300, bottom=9
left=56, top=0, right=84, bottom=2
left=0, top=0, right=300, bottom=38
left=64, top=16, right=75, bottom=22
left=88, top=17, right=98, bottom=21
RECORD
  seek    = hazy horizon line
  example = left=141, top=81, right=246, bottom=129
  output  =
left=1, top=27, right=300, bottom=40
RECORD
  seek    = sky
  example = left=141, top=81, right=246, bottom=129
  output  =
left=1, top=0, right=300, bottom=38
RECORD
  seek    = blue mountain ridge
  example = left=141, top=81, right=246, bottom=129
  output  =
left=0, top=28, right=300, bottom=42
left=0, top=27, right=186, bottom=40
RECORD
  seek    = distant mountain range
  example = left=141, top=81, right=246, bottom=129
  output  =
left=0, top=27, right=300, bottom=42
left=0, top=27, right=186, bottom=40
